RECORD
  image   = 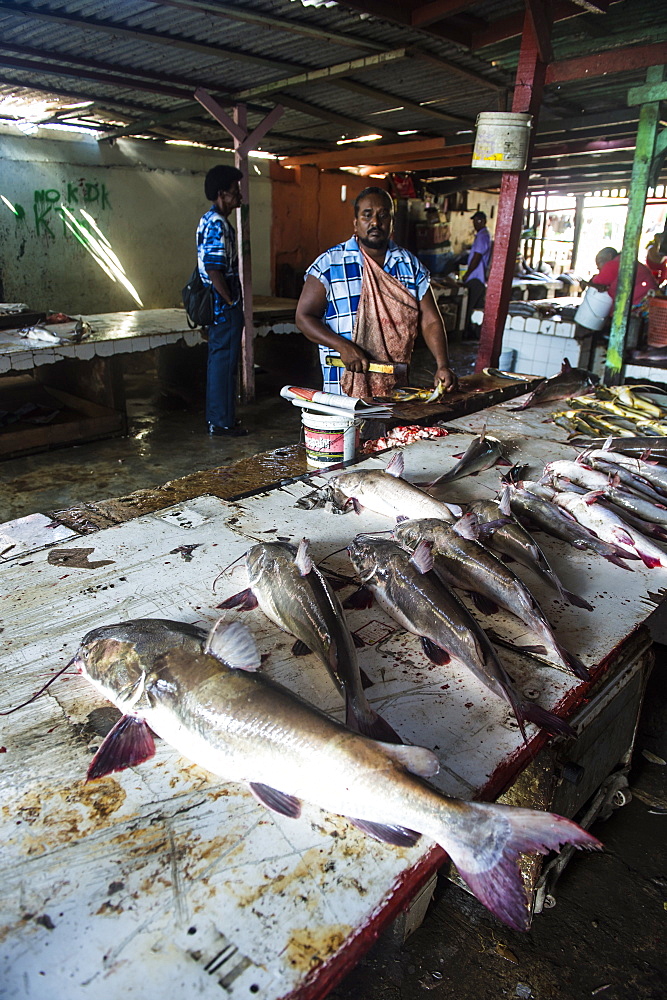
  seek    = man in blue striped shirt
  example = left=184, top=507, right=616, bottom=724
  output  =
left=197, top=164, right=248, bottom=436
left=296, top=187, right=457, bottom=395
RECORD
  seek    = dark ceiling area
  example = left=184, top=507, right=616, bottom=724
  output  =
left=0, top=0, right=665, bottom=193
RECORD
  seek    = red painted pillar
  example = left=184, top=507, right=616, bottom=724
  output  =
left=475, top=9, right=550, bottom=372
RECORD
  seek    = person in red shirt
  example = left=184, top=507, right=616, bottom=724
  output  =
left=589, top=246, right=657, bottom=306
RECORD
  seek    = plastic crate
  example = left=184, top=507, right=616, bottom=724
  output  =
left=647, top=295, right=667, bottom=346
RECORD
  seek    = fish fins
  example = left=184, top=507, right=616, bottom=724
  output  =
left=359, top=666, right=373, bottom=687
left=582, top=489, right=605, bottom=506
left=556, top=645, right=591, bottom=682
left=420, top=636, right=451, bottom=665
left=471, top=591, right=500, bottom=616
left=343, top=586, right=375, bottom=610
left=291, top=639, right=312, bottom=656
left=352, top=498, right=365, bottom=515
left=453, top=512, right=479, bottom=541
left=498, top=485, right=512, bottom=517
left=87, top=715, right=156, bottom=781
left=410, top=539, right=434, bottom=574
left=386, top=452, right=405, bottom=478
left=205, top=619, right=261, bottom=671
left=217, top=588, right=259, bottom=611
left=295, top=538, right=313, bottom=576
left=563, top=589, right=594, bottom=612
left=346, top=701, right=403, bottom=745
left=518, top=644, right=548, bottom=655
left=352, top=633, right=367, bottom=650
left=638, top=551, right=662, bottom=569
left=442, top=803, right=601, bottom=932
left=375, top=742, right=440, bottom=778
left=348, top=818, right=421, bottom=847
left=520, top=702, right=576, bottom=738
left=249, top=782, right=301, bottom=818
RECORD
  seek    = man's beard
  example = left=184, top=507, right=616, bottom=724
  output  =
left=358, top=232, right=388, bottom=251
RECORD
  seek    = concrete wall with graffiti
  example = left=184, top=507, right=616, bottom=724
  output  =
left=0, top=131, right=272, bottom=314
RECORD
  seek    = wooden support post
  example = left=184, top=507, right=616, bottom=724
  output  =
left=475, top=8, right=550, bottom=373
left=233, top=103, right=255, bottom=404
left=604, top=66, right=663, bottom=386
left=193, top=89, right=284, bottom=403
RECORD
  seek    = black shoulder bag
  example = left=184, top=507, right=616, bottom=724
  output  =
left=182, top=266, right=215, bottom=328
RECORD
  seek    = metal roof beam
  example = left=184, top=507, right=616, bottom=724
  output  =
left=0, top=43, right=405, bottom=141
left=331, top=1, right=473, bottom=47
left=0, top=3, right=301, bottom=72
left=274, top=93, right=399, bottom=139
left=0, top=53, right=192, bottom=101
left=333, top=78, right=472, bottom=124
left=232, top=48, right=408, bottom=100
left=0, top=74, right=163, bottom=121
left=150, top=0, right=386, bottom=52
left=408, top=47, right=507, bottom=91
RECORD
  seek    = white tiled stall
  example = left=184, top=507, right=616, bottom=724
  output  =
left=500, top=298, right=593, bottom=378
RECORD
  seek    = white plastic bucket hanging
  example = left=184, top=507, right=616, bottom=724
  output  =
left=574, top=287, right=614, bottom=331
left=472, top=112, right=533, bottom=171
left=302, top=409, right=359, bottom=468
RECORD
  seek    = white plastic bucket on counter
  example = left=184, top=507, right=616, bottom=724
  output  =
left=498, top=348, right=517, bottom=372
left=472, top=112, right=532, bottom=171
left=302, top=409, right=359, bottom=468
left=574, top=286, right=613, bottom=331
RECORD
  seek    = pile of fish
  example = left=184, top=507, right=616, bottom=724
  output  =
left=509, top=439, right=667, bottom=570
left=552, top=384, right=667, bottom=439
left=15, top=423, right=624, bottom=934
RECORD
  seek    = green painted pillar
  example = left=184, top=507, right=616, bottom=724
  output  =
left=604, top=66, right=663, bottom=385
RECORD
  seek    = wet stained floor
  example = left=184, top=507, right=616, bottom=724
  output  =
left=1, top=333, right=665, bottom=999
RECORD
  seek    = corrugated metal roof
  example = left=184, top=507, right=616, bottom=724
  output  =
left=0, top=0, right=663, bottom=189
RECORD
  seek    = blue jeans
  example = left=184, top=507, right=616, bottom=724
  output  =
left=206, top=302, right=244, bottom=428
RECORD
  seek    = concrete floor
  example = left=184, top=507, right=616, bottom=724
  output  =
left=2, top=334, right=665, bottom=999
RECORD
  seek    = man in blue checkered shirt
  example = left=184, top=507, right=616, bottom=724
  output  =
left=296, top=187, right=457, bottom=395
left=197, top=164, right=248, bottom=437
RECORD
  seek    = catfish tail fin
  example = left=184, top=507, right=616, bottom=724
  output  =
left=441, top=803, right=601, bottom=931
left=520, top=701, right=576, bottom=738
left=345, top=698, right=404, bottom=745
left=556, top=644, right=591, bottom=682
left=561, top=588, right=594, bottom=612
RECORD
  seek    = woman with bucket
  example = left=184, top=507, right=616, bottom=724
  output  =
left=295, top=187, right=458, bottom=401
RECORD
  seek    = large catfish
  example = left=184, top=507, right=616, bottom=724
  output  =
left=328, top=452, right=462, bottom=522
left=219, top=538, right=401, bottom=743
left=74, top=617, right=600, bottom=932
left=510, top=358, right=598, bottom=411
left=346, top=534, right=578, bottom=733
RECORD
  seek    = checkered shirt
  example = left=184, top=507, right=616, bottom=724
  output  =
left=196, top=207, right=240, bottom=322
left=305, top=236, right=430, bottom=393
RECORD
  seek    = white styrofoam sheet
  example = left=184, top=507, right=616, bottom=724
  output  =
left=1, top=411, right=665, bottom=1000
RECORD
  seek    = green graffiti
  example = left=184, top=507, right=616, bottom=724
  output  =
left=34, top=189, right=60, bottom=204
left=34, top=203, right=55, bottom=237
left=67, top=183, right=79, bottom=203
